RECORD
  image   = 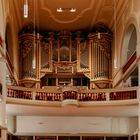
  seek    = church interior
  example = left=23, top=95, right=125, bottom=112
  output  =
left=0, top=0, right=140, bottom=140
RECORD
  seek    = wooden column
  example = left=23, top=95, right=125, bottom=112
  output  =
left=76, top=31, right=81, bottom=71
left=48, top=32, right=54, bottom=70
left=35, top=33, right=42, bottom=88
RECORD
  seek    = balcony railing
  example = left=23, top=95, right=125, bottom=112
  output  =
left=123, top=51, right=137, bottom=73
left=7, top=86, right=138, bottom=106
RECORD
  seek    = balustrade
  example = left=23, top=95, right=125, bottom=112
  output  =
left=35, top=92, right=61, bottom=101
left=78, top=92, right=106, bottom=101
left=110, top=90, right=137, bottom=100
left=7, top=86, right=138, bottom=103
left=123, top=51, right=136, bottom=73
left=63, top=91, right=78, bottom=100
left=7, top=88, right=32, bottom=100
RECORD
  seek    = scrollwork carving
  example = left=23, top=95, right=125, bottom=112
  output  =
left=21, top=40, right=33, bottom=58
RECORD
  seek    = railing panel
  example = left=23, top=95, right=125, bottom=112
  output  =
left=35, top=92, right=62, bottom=101
left=123, top=51, right=136, bottom=73
left=7, top=88, right=32, bottom=100
left=109, top=90, right=137, bottom=100
left=63, top=91, right=78, bottom=100
left=7, top=86, right=138, bottom=104
left=78, top=92, right=106, bottom=101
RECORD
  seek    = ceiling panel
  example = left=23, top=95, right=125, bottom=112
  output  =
left=14, top=0, right=117, bottom=32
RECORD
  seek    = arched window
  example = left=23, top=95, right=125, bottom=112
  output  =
left=5, top=23, right=13, bottom=63
left=121, top=24, right=138, bottom=86
left=121, top=24, right=137, bottom=66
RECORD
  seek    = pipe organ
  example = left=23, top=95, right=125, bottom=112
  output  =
left=19, top=33, right=40, bottom=87
left=88, top=32, right=112, bottom=89
left=19, top=23, right=112, bottom=89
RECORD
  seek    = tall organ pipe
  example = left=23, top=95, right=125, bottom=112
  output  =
left=88, top=23, right=112, bottom=88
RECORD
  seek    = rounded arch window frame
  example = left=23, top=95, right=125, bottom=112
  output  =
left=5, top=17, right=14, bottom=64
left=121, top=24, right=137, bottom=66
left=121, top=17, right=138, bottom=67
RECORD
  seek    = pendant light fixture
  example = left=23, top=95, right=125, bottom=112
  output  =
left=24, top=0, right=28, bottom=18
left=113, top=0, right=117, bottom=68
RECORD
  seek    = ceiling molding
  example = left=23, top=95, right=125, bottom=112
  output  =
left=13, top=0, right=22, bottom=30
left=109, top=0, right=129, bottom=31
left=40, top=0, right=95, bottom=24
left=89, top=0, right=105, bottom=30
left=11, top=0, right=126, bottom=32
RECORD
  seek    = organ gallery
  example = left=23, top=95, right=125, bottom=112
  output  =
left=19, top=23, right=112, bottom=89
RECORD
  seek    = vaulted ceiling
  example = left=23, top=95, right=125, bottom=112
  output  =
left=13, top=0, right=121, bottom=32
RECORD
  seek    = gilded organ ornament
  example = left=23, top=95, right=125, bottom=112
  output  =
left=19, top=23, right=112, bottom=89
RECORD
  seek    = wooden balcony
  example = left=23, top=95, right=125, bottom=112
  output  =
left=6, top=85, right=138, bottom=107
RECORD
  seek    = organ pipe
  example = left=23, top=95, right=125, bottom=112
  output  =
left=88, top=23, right=112, bottom=88
left=19, top=23, right=112, bottom=89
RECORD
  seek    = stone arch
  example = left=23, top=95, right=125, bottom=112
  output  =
left=121, top=21, right=137, bottom=66
left=121, top=24, right=137, bottom=66
left=5, top=18, right=14, bottom=63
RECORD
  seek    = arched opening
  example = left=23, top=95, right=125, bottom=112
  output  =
left=121, top=24, right=137, bottom=66
left=122, top=24, right=138, bottom=87
left=5, top=23, right=14, bottom=63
